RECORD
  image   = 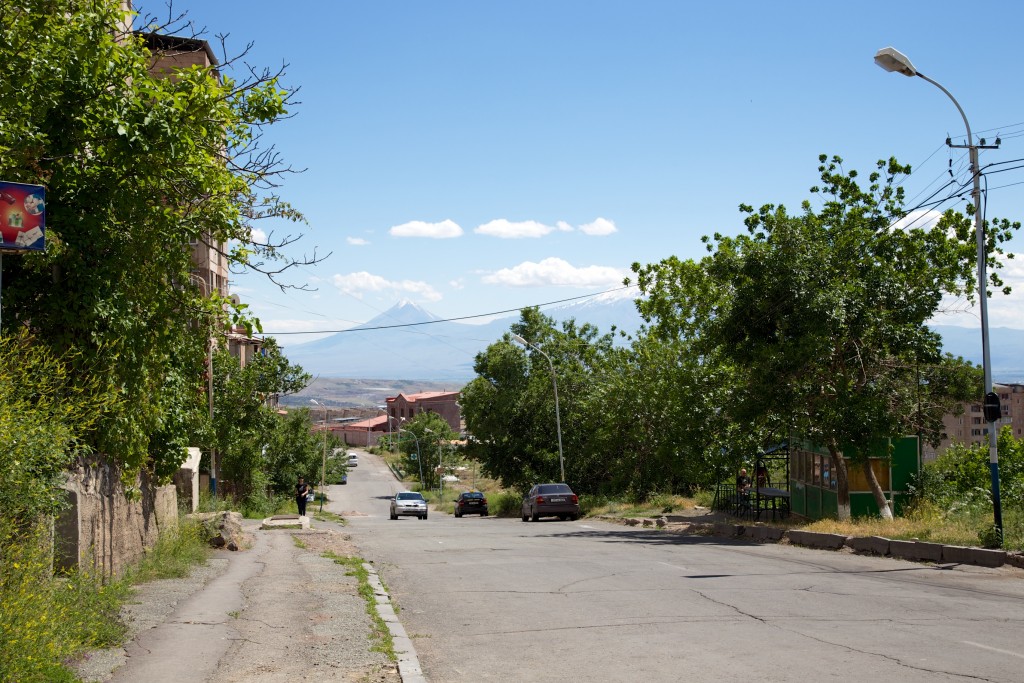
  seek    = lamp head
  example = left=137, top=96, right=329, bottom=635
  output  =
left=511, top=333, right=527, bottom=346
left=874, top=47, right=917, bottom=77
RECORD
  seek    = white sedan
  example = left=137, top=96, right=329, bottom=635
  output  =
left=390, top=491, right=428, bottom=520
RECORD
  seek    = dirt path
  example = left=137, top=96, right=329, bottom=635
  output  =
left=74, top=521, right=399, bottom=683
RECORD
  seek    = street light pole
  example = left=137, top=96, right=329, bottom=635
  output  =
left=512, top=334, right=565, bottom=483
left=874, top=47, right=1003, bottom=542
left=393, top=417, right=421, bottom=485
left=424, top=427, right=444, bottom=495
left=310, top=399, right=327, bottom=513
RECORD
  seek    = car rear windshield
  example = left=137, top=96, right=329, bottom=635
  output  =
left=397, top=492, right=423, bottom=500
left=537, top=484, right=573, bottom=494
left=462, top=492, right=483, bottom=499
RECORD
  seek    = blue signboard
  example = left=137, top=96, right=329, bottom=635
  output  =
left=0, top=181, right=46, bottom=252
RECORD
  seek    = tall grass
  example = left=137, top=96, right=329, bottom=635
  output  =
left=0, top=517, right=210, bottom=682
left=0, top=522, right=128, bottom=683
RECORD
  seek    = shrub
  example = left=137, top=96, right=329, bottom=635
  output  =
left=0, top=521, right=128, bottom=683
left=489, top=491, right=523, bottom=517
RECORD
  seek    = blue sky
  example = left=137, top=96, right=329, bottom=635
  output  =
left=144, top=1, right=1024, bottom=345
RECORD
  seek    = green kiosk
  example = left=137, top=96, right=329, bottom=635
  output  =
left=789, top=437, right=921, bottom=520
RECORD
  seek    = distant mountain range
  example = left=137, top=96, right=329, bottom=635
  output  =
left=279, top=299, right=1024, bottom=385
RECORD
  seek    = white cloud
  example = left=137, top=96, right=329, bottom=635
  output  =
left=930, top=252, right=1024, bottom=328
left=482, top=257, right=628, bottom=287
left=330, top=271, right=442, bottom=302
left=390, top=219, right=463, bottom=239
left=449, top=278, right=465, bottom=290
left=347, top=236, right=369, bottom=246
left=579, top=217, right=617, bottom=236
left=250, top=228, right=268, bottom=243
left=475, top=219, right=556, bottom=239
left=556, top=221, right=574, bottom=232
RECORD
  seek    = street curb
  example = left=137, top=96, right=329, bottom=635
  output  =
left=364, top=562, right=427, bottom=683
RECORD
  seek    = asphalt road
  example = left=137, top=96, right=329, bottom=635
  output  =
left=328, top=451, right=1024, bottom=682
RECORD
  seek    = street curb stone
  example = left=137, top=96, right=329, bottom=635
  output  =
left=845, top=535, right=890, bottom=555
left=364, top=562, right=427, bottom=683
left=787, top=530, right=846, bottom=550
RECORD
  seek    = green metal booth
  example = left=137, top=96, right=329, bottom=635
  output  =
left=788, top=436, right=921, bottom=520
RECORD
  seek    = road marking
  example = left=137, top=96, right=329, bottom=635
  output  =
left=964, top=641, right=1024, bottom=660
left=659, top=561, right=688, bottom=571
left=579, top=524, right=595, bottom=529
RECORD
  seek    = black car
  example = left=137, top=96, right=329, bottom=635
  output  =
left=521, top=483, right=580, bottom=522
left=454, top=491, right=488, bottom=517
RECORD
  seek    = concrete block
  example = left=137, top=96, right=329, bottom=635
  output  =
left=788, top=530, right=846, bottom=550
left=941, top=545, right=973, bottom=564
left=845, top=535, right=890, bottom=555
left=914, top=541, right=944, bottom=562
left=713, top=522, right=743, bottom=537
left=889, top=539, right=943, bottom=562
left=968, top=547, right=1007, bottom=568
left=1006, top=552, right=1024, bottom=569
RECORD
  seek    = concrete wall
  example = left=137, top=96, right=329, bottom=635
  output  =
left=174, top=447, right=202, bottom=513
left=55, top=461, right=177, bottom=578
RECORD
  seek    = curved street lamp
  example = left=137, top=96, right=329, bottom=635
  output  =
left=875, top=47, right=1003, bottom=541
left=511, top=334, right=565, bottom=483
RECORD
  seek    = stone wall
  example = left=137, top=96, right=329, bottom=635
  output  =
left=55, top=461, right=177, bottom=578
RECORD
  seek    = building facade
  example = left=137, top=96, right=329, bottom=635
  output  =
left=924, top=383, right=1024, bottom=460
left=387, top=391, right=461, bottom=433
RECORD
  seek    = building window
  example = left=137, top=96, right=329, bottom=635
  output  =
left=972, top=417, right=982, bottom=425
left=970, top=404, right=982, bottom=413
left=971, top=429, right=982, bottom=436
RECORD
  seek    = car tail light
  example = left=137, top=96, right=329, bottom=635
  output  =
left=482, top=498, right=487, bottom=504
left=571, top=495, right=578, bottom=504
left=536, top=496, right=545, bottom=504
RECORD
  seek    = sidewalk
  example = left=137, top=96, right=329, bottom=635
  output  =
left=73, top=520, right=401, bottom=682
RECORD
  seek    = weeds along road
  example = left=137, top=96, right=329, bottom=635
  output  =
left=334, top=451, right=1024, bottom=683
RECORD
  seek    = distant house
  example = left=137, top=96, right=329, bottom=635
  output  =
left=387, top=391, right=461, bottom=433
left=335, top=415, right=391, bottom=447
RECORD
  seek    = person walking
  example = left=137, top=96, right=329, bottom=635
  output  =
left=296, top=476, right=312, bottom=517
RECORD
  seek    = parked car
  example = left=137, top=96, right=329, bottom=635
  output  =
left=454, top=491, right=488, bottom=517
left=390, top=491, right=428, bottom=520
left=347, top=453, right=359, bottom=467
left=521, top=483, right=579, bottom=522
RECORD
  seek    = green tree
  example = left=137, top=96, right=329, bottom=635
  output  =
left=462, top=308, right=615, bottom=493
left=263, top=407, right=336, bottom=493
left=0, top=331, right=113, bottom=526
left=0, top=1, right=314, bottom=486
left=632, top=155, right=1013, bottom=519
left=396, top=412, right=456, bottom=491
left=211, top=339, right=311, bottom=500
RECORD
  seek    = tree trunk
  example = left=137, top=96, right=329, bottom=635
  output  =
left=827, top=440, right=851, bottom=521
left=862, top=458, right=894, bottom=520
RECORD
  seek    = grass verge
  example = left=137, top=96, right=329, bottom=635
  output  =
left=323, top=553, right=396, bottom=661
left=803, top=502, right=1024, bottom=551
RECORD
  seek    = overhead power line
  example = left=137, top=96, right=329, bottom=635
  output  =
left=262, top=284, right=639, bottom=335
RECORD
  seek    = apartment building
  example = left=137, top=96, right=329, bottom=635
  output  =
left=924, top=383, right=1024, bottom=460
